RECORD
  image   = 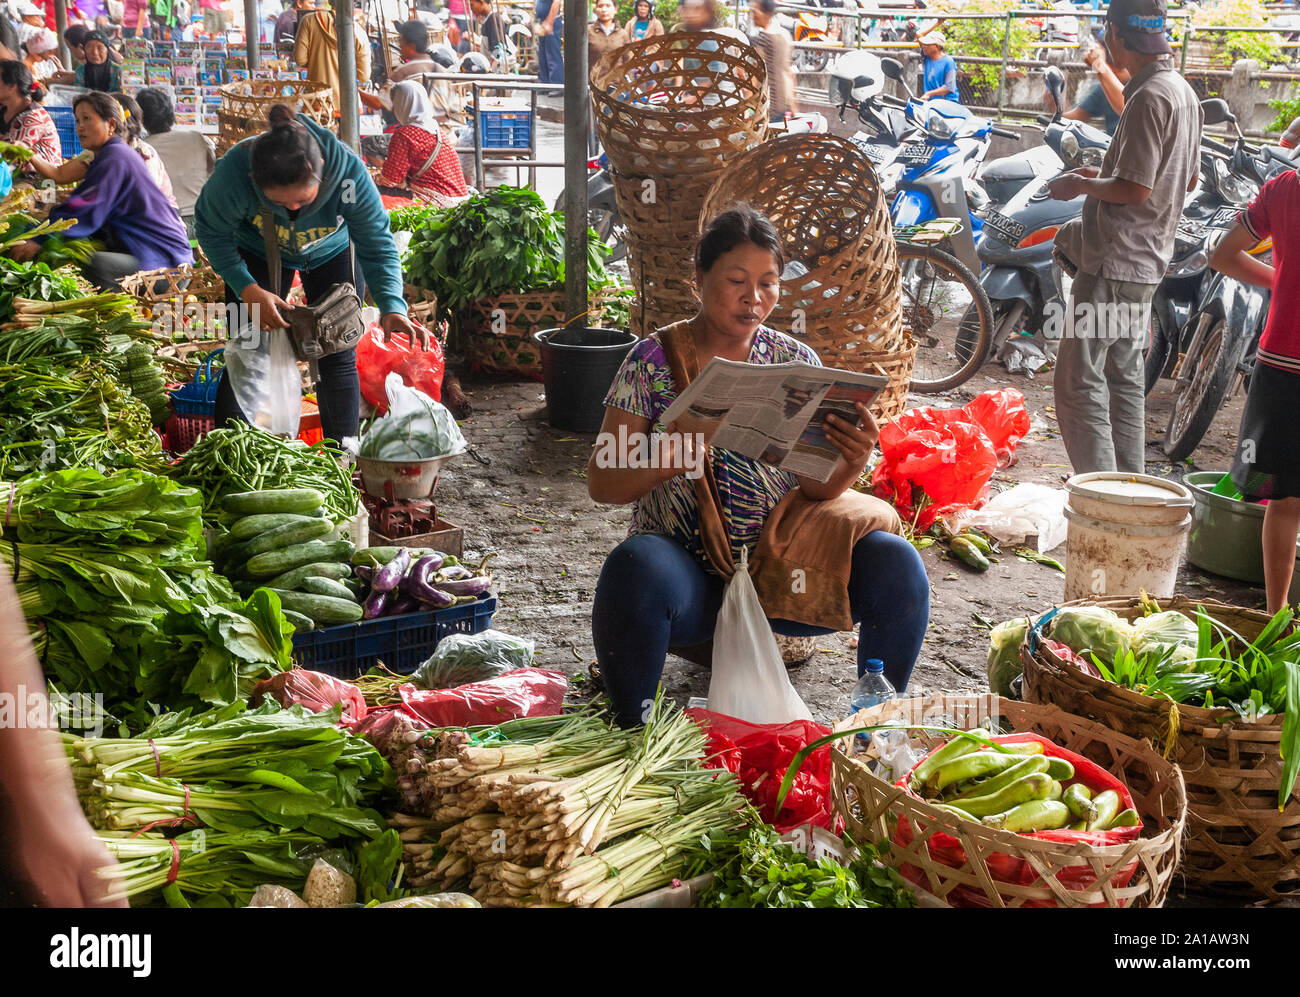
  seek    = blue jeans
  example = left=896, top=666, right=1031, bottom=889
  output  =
left=534, top=0, right=564, bottom=85
left=592, top=531, right=930, bottom=726
left=215, top=246, right=363, bottom=444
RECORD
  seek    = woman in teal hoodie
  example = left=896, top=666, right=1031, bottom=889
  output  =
left=196, top=104, right=419, bottom=443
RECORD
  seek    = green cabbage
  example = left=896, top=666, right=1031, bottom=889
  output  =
left=1047, top=607, right=1134, bottom=664
left=1130, top=610, right=1199, bottom=671
left=987, top=618, right=1030, bottom=698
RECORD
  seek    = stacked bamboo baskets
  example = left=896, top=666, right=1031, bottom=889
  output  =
left=217, top=81, right=335, bottom=155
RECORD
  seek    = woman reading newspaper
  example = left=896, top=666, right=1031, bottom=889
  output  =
left=588, top=206, right=930, bottom=726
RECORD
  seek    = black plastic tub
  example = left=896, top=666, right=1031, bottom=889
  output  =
left=534, top=327, right=638, bottom=433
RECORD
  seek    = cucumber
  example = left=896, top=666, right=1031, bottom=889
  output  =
left=281, top=609, right=316, bottom=633
left=910, top=730, right=987, bottom=790
left=950, top=755, right=1048, bottom=802
left=1087, top=790, right=1121, bottom=831
left=222, top=488, right=324, bottom=516
left=932, top=749, right=1025, bottom=794
left=265, top=561, right=355, bottom=591
left=299, top=576, right=358, bottom=600
left=949, top=536, right=990, bottom=572
left=1044, top=758, right=1075, bottom=781
left=230, top=512, right=317, bottom=540
left=240, top=518, right=333, bottom=559
left=959, top=531, right=994, bottom=555
left=247, top=539, right=356, bottom=578
left=352, top=546, right=404, bottom=566
left=1046, top=780, right=1064, bottom=801
left=271, top=589, right=365, bottom=625
left=946, top=772, right=1055, bottom=818
left=1107, top=808, right=1140, bottom=829
left=1062, top=783, right=1099, bottom=824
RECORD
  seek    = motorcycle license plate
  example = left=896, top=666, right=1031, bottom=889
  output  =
left=985, top=210, right=1025, bottom=243
left=1211, top=205, right=1241, bottom=229
left=850, top=134, right=891, bottom=164
left=898, top=142, right=934, bottom=164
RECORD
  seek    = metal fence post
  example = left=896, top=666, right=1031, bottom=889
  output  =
left=1180, top=24, right=1192, bottom=75
left=997, top=11, right=1013, bottom=119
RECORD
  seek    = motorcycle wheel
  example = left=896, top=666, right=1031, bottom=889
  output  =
left=899, top=243, right=994, bottom=393
left=1164, top=314, right=1235, bottom=462
left=1142, top=307, right=1170, bottom=397
left=793, top=48, right=829, bottom=73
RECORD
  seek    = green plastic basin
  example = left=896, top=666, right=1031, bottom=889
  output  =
left=1184, top=472, right=1300, bottom=595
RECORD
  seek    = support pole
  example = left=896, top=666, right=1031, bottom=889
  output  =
left=246, top=0, right=262, bottom=69
left=335, top=0, right=360, bottom=150
left=563, top=0, right=588, bottom=325
left=54, top=0, right=69, bottom=70
left=997, top=11, right=1012, bottom=120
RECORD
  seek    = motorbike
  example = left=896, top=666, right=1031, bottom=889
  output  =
left=1160, top=102, right=1296, bottom=460
left=975, top=66, right=1110, bottom=364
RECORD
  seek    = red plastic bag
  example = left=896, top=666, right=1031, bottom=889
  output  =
left=396, top=668, right=567, bottom=727
left=356, top=322, right=445, bottom=413
left=688, top=708, right=838, bottom=833
left=250, top=669, right=367, bottom=725
left=892, top=732, right=1141, bottom=908
left=348, top=704, right=429, bottom=744
left=871, top=388, right=1031, bottom=531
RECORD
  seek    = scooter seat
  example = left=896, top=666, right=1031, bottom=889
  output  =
left=983, top=159, right=1039, bottom=183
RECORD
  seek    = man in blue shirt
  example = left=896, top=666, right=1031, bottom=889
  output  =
left=919, top=31, right=959, bottom=102
left=1064, top=43, right=1129, bottom=135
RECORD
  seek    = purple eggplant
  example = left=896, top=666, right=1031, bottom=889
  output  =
left=387, top=592, right=419, bottom=616
left=437, top=564, right=474, bottom=582
left=363, top=588, right=389, bottom=619
left=354, top=564, right=373, bottom=583
left=435, top=574, right=493, bottom=598
left=408, top=572, right=456, bottom=608
left=372, top=547, right=410, bottom=594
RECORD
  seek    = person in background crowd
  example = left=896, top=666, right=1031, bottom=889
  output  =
left=445, top=0, right=468, bottom=48
left=360, top=19, right=459, bottom=124
left=917, top=28, right=959, bottom=102
left=137, top=86, right=212, bottom=230
left=294, top=1, right=369, bottom=108
left=74, top=32, right=120, bottom=89
left=468, top=0, right=507, bottom=64
left=389, top=17, right=437, bottom=82
left=15, top=91, right=191, bottom=287
left=111, top=90, right=177, bottom=208
left=588, top=206, right=930, bottom=727
left=199, top=0, right=223, bottom=35
left=1047, top=0, right=1202, bottom=475
left=1210, top=166, right=1300, bottom=614
left=587, top=0, right=627, bottom=67
left=0, top=570, right=125, bottom=908
left=373, top=81, right=468, bottom=208
left=624, top=0, right=663, bottom=41
left=195, top=104, right=416, bottom=444
left=0, top=59, right=58, bottom=169
left=273, top=0, right=296, bottom=48
left=1064, top=39, right=1130, bottom=135
left=534, top=0, right=562, bottom=87
left=0, top=11, right=20, bottom=58
left=21, top=25, right=59, bottom=81
left=749, top=0, right=796, bottom=122
left=121, top=0, right=147, bottom=36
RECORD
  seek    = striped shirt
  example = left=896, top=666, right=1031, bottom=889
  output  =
left=603, top=325, right=822, bottom=570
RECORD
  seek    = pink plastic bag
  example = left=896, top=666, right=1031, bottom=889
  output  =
left=250, top=669, right=367, bottom=725
left=395, top=668, right=567, bottom=727
left=356, top=322, right=445, bottom=413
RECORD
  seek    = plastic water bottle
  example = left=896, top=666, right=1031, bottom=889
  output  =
left=850, top=658, right=896, bottom=750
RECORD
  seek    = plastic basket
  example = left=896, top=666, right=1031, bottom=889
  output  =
left=165, top=412, right=216, bottom=454
left=291, top=595, right=497, bottom=679
left=168, top=348, right=224, bottom=417
left=479, top=108, right=532, bottom=150
left=47, top=105, right=83, bottom=157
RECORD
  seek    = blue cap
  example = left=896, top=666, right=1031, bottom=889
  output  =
left=865, top=658, right=884, bottom=673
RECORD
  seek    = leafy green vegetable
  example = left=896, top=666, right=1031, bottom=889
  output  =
left=0, top=256, right=84, bottom=320
left=986, top=617, right=1029, bottom=698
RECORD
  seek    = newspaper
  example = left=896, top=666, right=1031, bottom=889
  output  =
left=660, top=358, right=888, bottom=482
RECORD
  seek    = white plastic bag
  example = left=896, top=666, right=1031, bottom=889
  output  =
left=953, top=482, right=1067, bottom=553
left=707, top=548, right=814, bottom=724
left=359, top=371, right=465, bottom=460
left=223, top=323, right=302, bottom=437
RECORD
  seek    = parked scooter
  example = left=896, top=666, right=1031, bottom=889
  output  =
left=971, top=65, right=1108, bottom=362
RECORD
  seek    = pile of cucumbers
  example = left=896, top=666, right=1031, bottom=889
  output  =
left=211, top=487, right=361, bottom=632
left=910, top=732, right=1140, bottom=834
left=913, top=522, right=996, bottom=572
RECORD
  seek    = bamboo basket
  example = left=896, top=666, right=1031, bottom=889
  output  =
left=590, top=31, right=770, bottom=177
left=120, top=257, right=226, bottom=306
left=856, top=344, right=915, bottom=424
left=463, top=288, right=605, bottom=379
left=832, top=693, right=1186, bottom=908
left=217, top=81, right=335, bottom=154
left=1020, top=594, right=1300, bottom=900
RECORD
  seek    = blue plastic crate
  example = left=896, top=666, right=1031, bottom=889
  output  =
left=291, top=595, right=497, bottom=679
left=479, top=108, right=532, bottom=150
left=168, top=348, right=224, bottom=418
left=47, top=105, right=82, bottom=157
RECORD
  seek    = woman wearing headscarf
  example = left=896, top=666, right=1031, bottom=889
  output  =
left=373, top=81, right=468, bottom=209
left=72, top=32, right=120, bottom=91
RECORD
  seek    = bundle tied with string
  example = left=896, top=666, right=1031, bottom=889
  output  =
left=591, top=31, right=769, bottom=335
left=701, top=134, right=912, bottom=422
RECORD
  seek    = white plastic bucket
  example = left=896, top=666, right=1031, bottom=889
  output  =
left=1063, top=472, right=1193, bottom=601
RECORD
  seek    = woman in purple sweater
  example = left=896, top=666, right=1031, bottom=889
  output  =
left=10, top=91, right=191, bottom=289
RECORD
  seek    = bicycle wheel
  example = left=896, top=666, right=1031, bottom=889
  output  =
left=897, top=243, right=994, bottom=393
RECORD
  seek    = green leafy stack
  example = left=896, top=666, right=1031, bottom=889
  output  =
left=1, top=469, right=295, bottom=729
left=0, top=256, right=84, bottom=321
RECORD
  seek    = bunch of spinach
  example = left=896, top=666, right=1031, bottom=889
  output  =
left=401, top=186, right=613, bottom=315
left=0, top=256, right=85, bottom=320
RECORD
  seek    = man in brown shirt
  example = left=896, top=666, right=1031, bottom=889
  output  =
left=750, top=0, right=796, bottom=122
left=1047, top=0, right=1201, bottom=474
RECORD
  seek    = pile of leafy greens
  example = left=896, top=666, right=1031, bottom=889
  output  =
left=2, top=469, right=295, bottom=731
left=399, top=186, right=615, bottom=316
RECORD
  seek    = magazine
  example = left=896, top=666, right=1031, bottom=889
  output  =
left=659, top=357, right=887, bottom=482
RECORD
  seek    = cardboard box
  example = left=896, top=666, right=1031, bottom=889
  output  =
left=368, top=517, right=464, bottom=558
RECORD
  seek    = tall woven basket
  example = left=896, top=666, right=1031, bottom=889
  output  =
left=591, top=32, right=769, bottom=336
left=463, top=289, right=605, bottom=380
left=701, top=134, right=909, bottom=420
left=833, top=693, right=1186, bottom=908
left=217, top=81, right=335, bottom=155
left=1020, top=594, right=1300, bottom=900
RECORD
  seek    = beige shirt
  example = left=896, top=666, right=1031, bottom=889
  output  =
left=145, top=129, right=215, bottom=216
left=1056, top=59, right=1203, bottom=285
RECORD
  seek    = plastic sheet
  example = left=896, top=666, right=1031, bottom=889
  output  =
left=250, top=669, right=367, bottom=725
left=395, top=667, right=567, bottom=727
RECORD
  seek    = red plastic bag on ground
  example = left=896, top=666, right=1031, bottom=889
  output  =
left=688, top=708, right=838, bottom=833
left=356, top=322, right=445, bottom=413
left=892, top=732, right=1141, bottom=908
left=251, top=669, right=367, bottom=725
left=396, top=668, right=567, bottom=727
left=871, top=388, right=1031, bottom=531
